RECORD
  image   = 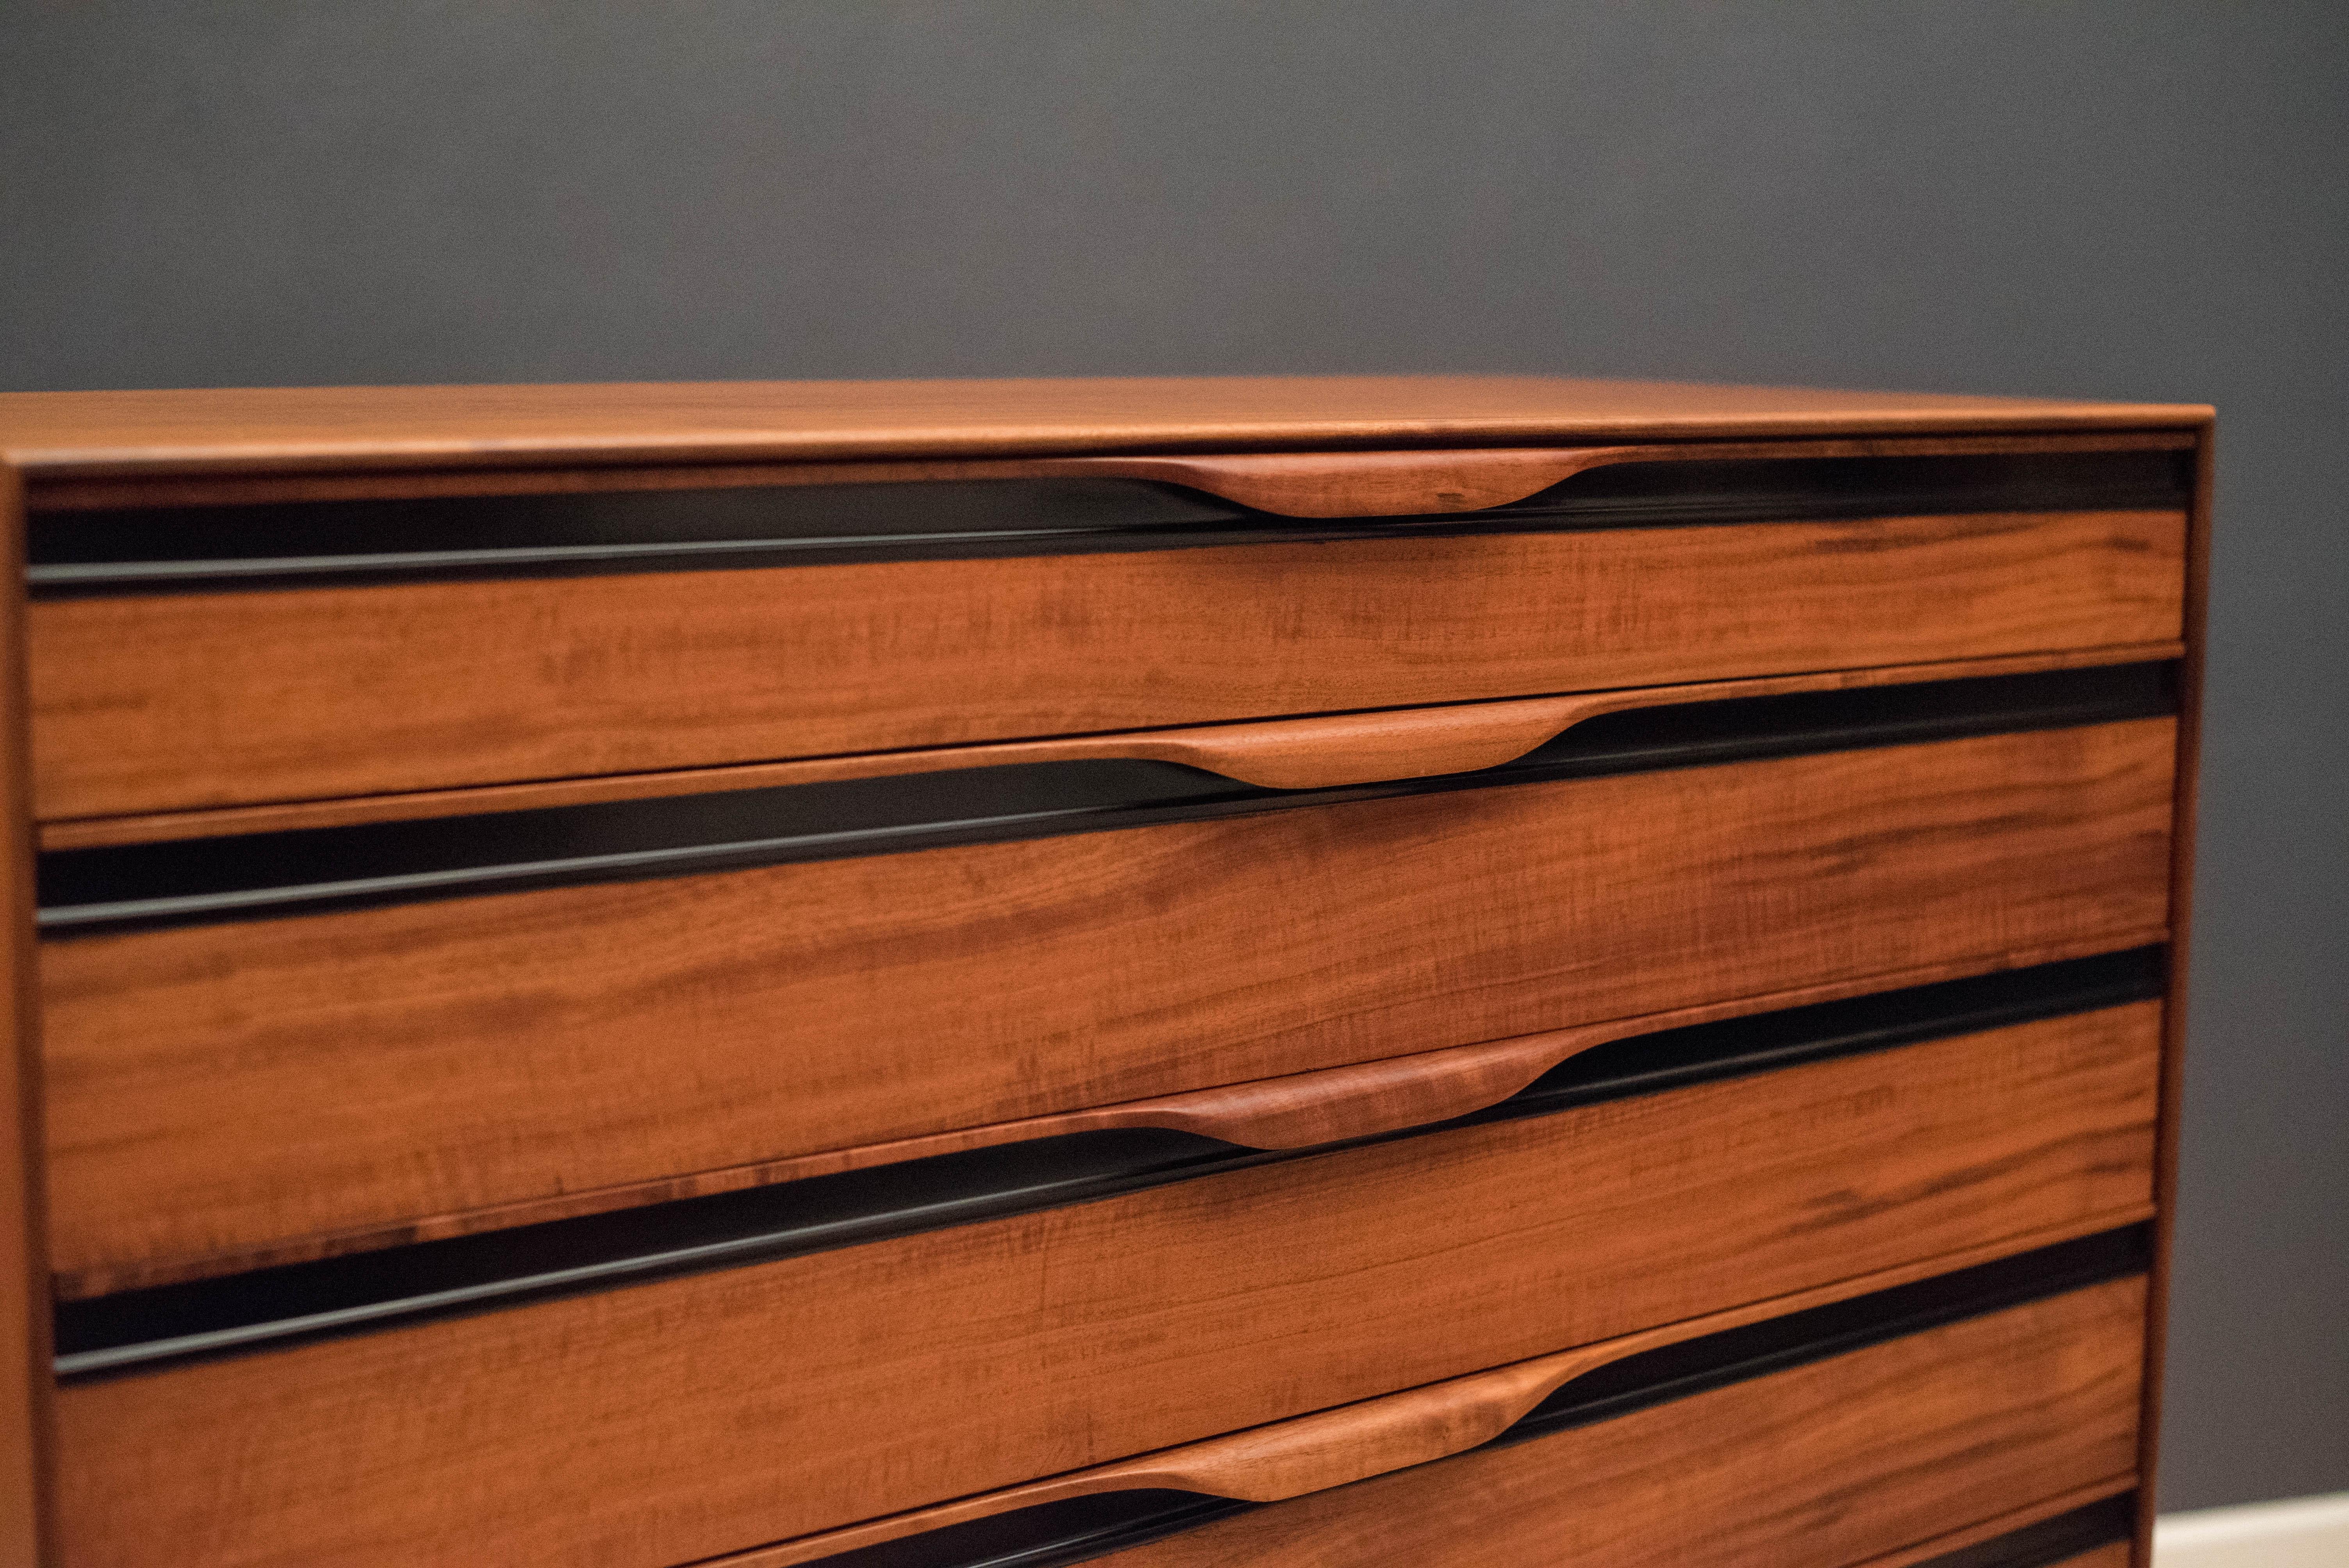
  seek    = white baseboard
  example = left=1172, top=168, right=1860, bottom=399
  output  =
left=2153, top=1491, right=2349, bottom=1567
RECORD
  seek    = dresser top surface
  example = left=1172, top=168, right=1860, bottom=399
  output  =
left=0, top=374, right=2209, bottom=479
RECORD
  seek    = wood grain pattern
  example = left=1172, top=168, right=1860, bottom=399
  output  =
left=43, top=721, right=2177, bottom=1295
left=30, top=502, right=2186, bottom=820
left=21, top=430, right=2193, bottom=514
left=730, top=1216, right=2141, bottom=1564
left=0, top=467, right=49, bottom=1566
left=53, top=1005, right=2162, bottom=1567
left=46, top=940, right=2146, bottom=1299
left=36, top=641, right=2181, bottom=850
left=0, top=376, right=2210, bottom=482
left=1035, top=1278, right=2146, bottom=1568
left=1843, top=1481, right=2138, bottom=1568
left=1037, top=433, right=2194, bottom=516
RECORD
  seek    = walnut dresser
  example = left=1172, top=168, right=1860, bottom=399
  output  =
left=0, top=377, right=2209, bottom=1568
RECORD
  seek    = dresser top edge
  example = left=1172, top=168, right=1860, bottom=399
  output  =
left=0, top=375, right=2212, bottom=481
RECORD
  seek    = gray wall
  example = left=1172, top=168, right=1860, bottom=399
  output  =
left=5, top=0, right=2343, bottom=1514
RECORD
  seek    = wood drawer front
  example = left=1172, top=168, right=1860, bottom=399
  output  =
left=29, top=504, right=2184, bottom=818
left=1053, top=1278, right=2147, bottom=1568
left=53, top=1003, right=2161, bottom=1567
left=43, top=717, right=2176, bottom=1293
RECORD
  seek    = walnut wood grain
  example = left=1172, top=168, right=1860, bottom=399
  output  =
left=44, top=939, right=2148, bottom=1299
left=0, top=467, right=49, bottom=1564
left=31, top=500, right=2186, bottom=820
left=21, top=430, right=2193, bottom=513
left=36, top=641, right=2181, bottom=849
left=52, top=1005, right=2162, bottom=1567
left=1005, top=433, right=2192, bottom=517
left=1034, top=1279, right=2146, bottom=1568
left=42, top=722, right=2177, bottom=1295
left=0, top=376, right=2210, bottom=483
left=1845, top=1481, right=2138, bottom=1568
left=724, top=1215, right=2139, bottom=1564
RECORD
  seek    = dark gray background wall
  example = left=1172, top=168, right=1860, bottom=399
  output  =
left=4, top=0, right=2342, bottom=1515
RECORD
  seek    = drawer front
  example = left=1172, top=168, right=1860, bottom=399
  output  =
left=1047, top=1278, right=2146, bottom=1568
left=29, top=503, right=2185, bottom=817
left=53, top=1002, right=2161, bottom=1567
left=43, top=716, right=2176, bottom=1292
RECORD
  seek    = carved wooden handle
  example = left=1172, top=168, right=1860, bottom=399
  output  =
left=1043, top=447, right=1643, bottom=517
left=1050, top=1019, right=1641, bottom=1151
left=1028, top=432, right=2192, bottom=519
left=747, top=1214, right=2149, bottom=1566
left=1102, top=693, right=1617, bottom=789
left=1032, top=645, right=2162, bottom=791
left=41, top=642, right=2184, bottom=853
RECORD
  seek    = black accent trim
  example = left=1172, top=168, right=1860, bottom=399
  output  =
left=766, top=1230, right=2151, bottom=1568
left=1914, top=1495, right=2139, bottom=1568
left=37, top=661, right=2178, bottom=935
left=52, top=948, right=2162, bottom=1381
left=27, top=449, right=2189, bottom=594
left=1497, top=1225, right=2148, bottom=1444
left=775, top=1493, right=1254, bottom=1568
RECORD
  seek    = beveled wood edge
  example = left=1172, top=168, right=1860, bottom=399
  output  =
left=1842, top=1476, right=2139, bottom=1568
left=1, top=374, right=2213, bottom=486
left=991, top=433, right=2195, bottom=519
left=54, top=931, right=2169, bottom=1303
left=695, top=1210, right=2156, bottom=1568
left=0, top=466, right=52, bottom=1561
left=2133, top=412, right=2215, bottom=1565
left=19, top=429, right=2196, bottom=512
left=37, top=639, right=2187, bottom=849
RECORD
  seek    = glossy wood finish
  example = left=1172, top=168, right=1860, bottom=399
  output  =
left=1035, top=433, right=2190, bottom=516
left=44, top=720, right=2176, bottom=1294
left=1052, top=1279, right=2143, bottom=1568
left=739, top=1219, right=2133, bottom=1563
left=0, top=377, right=2210, bottom=483
left=1844, top=1482, right=2137, bottom=1568
left=20, top=431, right=2194, bottom=515
left=53, top=1005, right=2162, bottom=1566
left=29, top=503, right=2186, bottom=818
left=43, top=944, right=2135, bottom=1300
left=0, top=467, right=49, bottom=1565
left=36, top=641, right=2180, bottom=850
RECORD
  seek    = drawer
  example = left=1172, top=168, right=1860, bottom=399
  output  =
left=51, top=988, right=2162, bottom=1566
left=26, top=442, right=2188, bottom=817
left=749, top=1233, right=2148, bottom=1568
left=40, top=663, right=2177, bottom=1292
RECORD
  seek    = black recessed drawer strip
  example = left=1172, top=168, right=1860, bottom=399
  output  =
left=51, top=948, right=2162, bottom=1381
left=36, top=660, right=2177, bottom=934
left=774, top=1231, right=2151, bottom=1568
left=27, top=449, right=2191, bottom=593
left=1911, top=1494, right=2140, bottom=1568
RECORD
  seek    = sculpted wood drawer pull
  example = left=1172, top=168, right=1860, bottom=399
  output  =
left=1029, top=645, right=2181, bottom=790
left=0, top=381, right=2210, bottom=1568
left=34, top=641, right=2183, bottom=852
left=37, top=663, right=2178, bottom=1306
left=994, top=431, right=2192, bottom=517
left=25, top=435, right=2193, bottom=819
left=738, top=1224, right=2151, bottom=1567
left=50, top=947, right=2166, bottom=1369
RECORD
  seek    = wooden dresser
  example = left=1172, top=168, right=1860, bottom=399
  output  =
left=0, top=377, right=2208, bottom=1567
